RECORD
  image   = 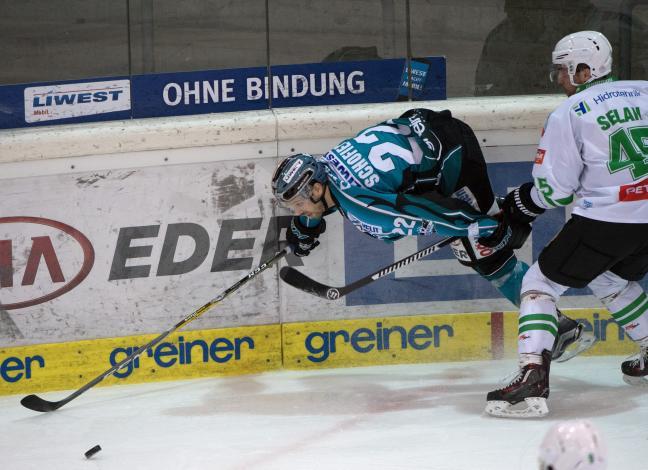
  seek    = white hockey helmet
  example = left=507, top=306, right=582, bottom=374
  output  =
left=551, top=31, right=612, bottom=86
left=538, top=420, right=607, bottom=470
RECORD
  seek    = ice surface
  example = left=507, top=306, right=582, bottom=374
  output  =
left=2, top=356, right=647, bottom=470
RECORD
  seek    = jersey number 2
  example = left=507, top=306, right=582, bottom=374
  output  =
left=354, top=128, right=415, bottom=172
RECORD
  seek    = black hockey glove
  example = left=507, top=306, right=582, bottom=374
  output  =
left=502, top=182, right=546, bottom=225
left=286, top=217, right=326, bottom=257
left=478, top=220, right=531, bottom=251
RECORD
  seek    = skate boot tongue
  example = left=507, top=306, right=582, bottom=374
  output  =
left=496, top=354, right=542, bottom=387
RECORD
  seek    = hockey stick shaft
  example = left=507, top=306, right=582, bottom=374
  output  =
left=280, top=236, right=457, bottom=299
left=21, top=249, right=287, bottom=412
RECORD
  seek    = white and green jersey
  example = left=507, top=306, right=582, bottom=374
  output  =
left=531, top=79, right=648, bottom=222
left=314, top=116, right=498, bottom=241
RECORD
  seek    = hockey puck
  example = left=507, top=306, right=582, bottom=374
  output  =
left=84, top=445, right=102, bottom=459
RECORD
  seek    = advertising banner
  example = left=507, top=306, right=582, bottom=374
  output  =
left=0, top=57, right=446, bottom=129
left=0, top=158, right=291, bottom=346
left=132, top=57, right=446, bottom=119
left=0, top=324, right=281, bottom=396
left=283, top=313, right=492, bottom=369
left=0, top=77, right=132, bottom=129
left=4, top=153, right=647, bottom=348
left=1, top=308, right=636, bottom=396
left=23, top=80, right=131, bottom=124
left=282, top=308, right=637, bottom=371
left=499, top=308, right=637, bottom=358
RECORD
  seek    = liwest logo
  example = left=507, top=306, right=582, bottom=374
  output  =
left=0, top=217, right=94, bottom=309
left=304, top=321, right=453, bottom=362
left=24, top=79, right=131, bottom=123
left=572, top=100, right=590, bottom=116
left=109, top=335, right=254, bottom=378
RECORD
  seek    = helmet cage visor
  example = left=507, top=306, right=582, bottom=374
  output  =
left=272, top=166, right=317, bottom=209
left=549, top=62, right=590, bottom=85
left=549, top=63, right=565, bottom=83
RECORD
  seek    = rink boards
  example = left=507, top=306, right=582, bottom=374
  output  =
left=0, top=98, right=644, bottom=397
left=0, top=308, right=637, bottom=396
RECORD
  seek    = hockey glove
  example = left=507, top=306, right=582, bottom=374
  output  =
left=286, top=217, right=326, bottom=257
left=502, top=182, right=545, bottom=224
left=478, top=220, right=531, bottom=251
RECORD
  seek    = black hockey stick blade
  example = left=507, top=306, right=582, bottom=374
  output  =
left=21, top=395, right=65, bottom=412
left=280, top=266, right=334, bottom=298
left=280, top=236, right=457, bottom=300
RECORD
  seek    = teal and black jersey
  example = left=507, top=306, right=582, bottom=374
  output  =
left=303, top=112, right=498, bottom=241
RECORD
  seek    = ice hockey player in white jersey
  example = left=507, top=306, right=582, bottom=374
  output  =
left=486, top=31, right=648, bottom=418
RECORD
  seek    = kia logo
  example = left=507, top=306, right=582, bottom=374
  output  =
left=0, top=217, right=94, bottom=309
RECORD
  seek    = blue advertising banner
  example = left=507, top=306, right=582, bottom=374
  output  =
left=0, top=57, right=446, bottom=129
left=343, top=161, right=648, bottom=306
left=131, top=57, right=446, bottom=119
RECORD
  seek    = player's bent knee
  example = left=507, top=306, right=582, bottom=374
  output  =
left=598, top=280, right=640, bottom=306
left=521, top=263, right=567, bottom=297
left=588, top=271, right=629, bottom=302
left=520, top=290, right=557, bottom=305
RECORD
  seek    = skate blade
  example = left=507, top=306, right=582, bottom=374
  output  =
left=554, top=331, right=598, bottom=363
left=485, top=397, right=549, bottom=418
left=623, top=374, right=648, bottom=386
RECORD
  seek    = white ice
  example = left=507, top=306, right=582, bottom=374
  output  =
left=2, top=356, right=647, bottom=470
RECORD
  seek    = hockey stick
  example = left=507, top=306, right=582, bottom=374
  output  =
left=20, top=249, right=287, bottom=412
left=280, top=236, right=457, bottom=300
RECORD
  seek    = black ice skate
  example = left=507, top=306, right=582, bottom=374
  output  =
left=485, top=349, right=551, bottom=418
left=621, top=338, right=648, bottom=386
left=552, top=311, right=597, bottom=363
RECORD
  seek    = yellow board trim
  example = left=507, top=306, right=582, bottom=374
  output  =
left=0, top=325, right=281, bottom=396
left=282, top=313, right=492, bottom=369
left=1, top=308, right=640, bottom=396
left=502, top=308, right=638, bottom=357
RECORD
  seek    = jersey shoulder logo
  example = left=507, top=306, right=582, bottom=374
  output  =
left=534, top=149, right=546, bottom=165
left=572, top=100, right=591, bottom=116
